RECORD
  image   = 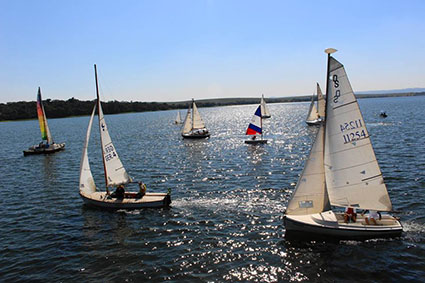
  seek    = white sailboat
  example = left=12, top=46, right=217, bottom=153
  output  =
left=23, top=87, right=65, bottom=156
left=181, top=99, right=210, bottom=139
left=245, top=104, right=267, bottom=144
left=260, top=94, right=271, bottom=119
left=79, top=64, right=171, bottom=209
left=174, top=111, right=182, bottom=124
left=284, top=49, right=402, bottom=240
left=305, top=83, right=325, bottom=125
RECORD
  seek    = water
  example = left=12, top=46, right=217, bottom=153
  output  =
left=1, top=96, right=424, bottom=281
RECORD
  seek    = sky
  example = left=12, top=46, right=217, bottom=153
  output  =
left=1, top=0, right=424, bottom=103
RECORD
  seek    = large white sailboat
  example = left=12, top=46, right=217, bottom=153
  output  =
left=181, top=99, right=210, bottom=139
left=284, top=49, right=402, bottom=240
left=260, top=94, right=271, bottom=119
left=79, top=65, right=171, bottom=209
left=305, top=83, right=325, bottom=125
left=23, top=87, right=65, bottom=156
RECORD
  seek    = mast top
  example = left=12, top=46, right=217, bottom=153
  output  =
left=325, top=48, right=337, bottom=54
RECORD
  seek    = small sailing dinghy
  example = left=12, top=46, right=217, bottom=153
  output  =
left=305, top=83, right=325, bottom=125
left=245, top=105, right=268, bottom=144
left=79, top=65, right=171, bottom=209
left=260, top=94, right=271, bottom=119
left=284, top=49, right=402, bottom=240
left=181, top=99, right=210, bottom=139
left=23, top=87, right=65, bottom=156
left=174, top=111, right=183, bottom=124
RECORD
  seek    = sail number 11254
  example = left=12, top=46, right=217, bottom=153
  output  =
left=340, top=119, right=367, bottom=143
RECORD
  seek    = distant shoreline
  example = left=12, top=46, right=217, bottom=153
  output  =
left=1, top=91, right=424, bottom=122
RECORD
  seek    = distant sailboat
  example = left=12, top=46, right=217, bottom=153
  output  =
left=306, top=83, right=325, bottom=125
left=284, top=49, right=402, bottom=240
left=23, top=87, right=65, bottom=156
left=174, top=111, right=182, bottom=124
left=260, top=94, right=271, bottom=119
left=245, top=105, right=267, bottom=144
left=79, top=64, right=171, bottom=209
left=181, top=99, right=210, bottom=139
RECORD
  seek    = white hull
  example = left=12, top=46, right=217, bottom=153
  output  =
left=284, top=211, right=402, bottom=240
left=80, top=191, right=171, bottom=209
left=305, top=118, right=323, bottom=125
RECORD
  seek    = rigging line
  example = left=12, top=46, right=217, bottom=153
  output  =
left=329, top=140, right=372, bottom=155
left=327, top=159, right=377, bottom=172
left=333, top=100, right=357, bottom=110
left=361, top=174, right=382, bottom=182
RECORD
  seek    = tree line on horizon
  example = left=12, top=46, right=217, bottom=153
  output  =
left=1, top=92, right=423, bottom=121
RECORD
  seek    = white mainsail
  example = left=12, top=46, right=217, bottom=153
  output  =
left=324, top=57, right=392, bottom=211
left=79, top=105, right=97, bottom=195
left=260, top=94, right=271, bottom=118
left=97, top=101, right=131, bottom=187
left=182, top=105, right=192, bottom=134
left=286, top=125, right=330, bottom=215
left=192, top=101, right=206, bottom=129
left=306, top=95, right=319, bottom=121
left=317, top=83, right=325, bottom=118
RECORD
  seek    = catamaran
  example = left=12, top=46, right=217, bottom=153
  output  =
left=260, top=94, right=271, bottom=119
left=79, top=65, right=171, bottom=209
left=174, top=111, right=182, bottom=124
left=23, top=87, right=65, bottom=156
left=284, top=49, right=402, bottom=240
left=305, top=83, right=325, bottom=125
left=181, top=99, right=210, bottom=138
left=245, top=104, right=267, bottom=144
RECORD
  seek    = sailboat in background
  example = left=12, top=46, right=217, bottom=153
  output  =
left=260, top=94, right=271, bottom=119
left=181, top=99, right=210, bottom=138
left=284, top=49, right=402, bottom=240
left=306, top=83, right=325, bottom=125
left=174, top=111, right=182, bottom=124
left=79, top=64, right=171, bottom=209
left=23, top=87, right=65, bottom=156
left=245, top=105, right=268, bottom=144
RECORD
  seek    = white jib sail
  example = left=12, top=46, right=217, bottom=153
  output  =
left=192, top=101, right=206, bottom=129
left=175, top=111, right=182, bottom=124
left=324, top=57, right=392, bottom=211
left=98, top=102, right=131, bottom=187
left=182, top=105, right=192, bottom=134
left=317, top=83, right=325, bottom=118
left=260, top=94, right=271, bottom=117
left=286, top=125, right=329, bottom=215
left=79, top=105, right=97, bottom=195
left=306, top=95, right=319, bottom=121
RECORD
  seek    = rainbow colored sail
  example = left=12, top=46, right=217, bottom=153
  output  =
left=36, top=87, right=53, bottom=144
left=246, top=105, right=262, bottom=135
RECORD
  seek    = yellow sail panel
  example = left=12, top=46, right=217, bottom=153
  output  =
left=37, top=88, right=48, bottom=141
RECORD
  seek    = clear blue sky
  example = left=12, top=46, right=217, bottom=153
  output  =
left=1, top=0, right=424, bottom=102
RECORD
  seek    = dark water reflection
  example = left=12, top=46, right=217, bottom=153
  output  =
left=0, top=96, right=424, bottom=281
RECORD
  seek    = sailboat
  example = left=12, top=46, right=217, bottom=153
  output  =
left=245, top=105, right=267, bottom=144
left=305, top=83, right=325, bottom=125
left=79, top=65, right=171, bottom=209
left=284, top=49, right=402, bottom=240
left=23, top=87, right=65, bottom=156
left=260, top=94, right=271, bottom=119
left=181, top=99, right=210, bottom=138
left=174, top=111, right=182, bottom=124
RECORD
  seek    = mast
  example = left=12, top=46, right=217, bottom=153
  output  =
left=191, top=98, right=194, bottom=131
left=94, top=64, right=109, bottom=193
left=260, top=109, right=263, bottom=140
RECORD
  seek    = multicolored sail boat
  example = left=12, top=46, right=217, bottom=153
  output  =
left=245, top=104, right=268, bottom=144
left=181, top=99, right=210, bottom=138
left=305, top=83, right=325, bottom=125
left=23, top=87, right=65, bottom=156
left=79, top=65, right=171, bottom=209
left=284, top=49, right=402, bottom=240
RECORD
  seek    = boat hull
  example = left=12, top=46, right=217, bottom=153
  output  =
left=80, top=191, right=171, bottom=209
left=284, top=211, right=403, bottom=240
left=245, top=139, right=268, bottom=144
left=182, top=133, right=210, bottom=139
left=23, top=143, right=65, bottom=156
left=262, top=115, right=271, bottom=119
left=306, top=118, right=323, bottom=126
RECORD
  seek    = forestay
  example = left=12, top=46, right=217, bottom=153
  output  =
left=286, top=125, right=330, bottom=215
left=192, top=102, right=206, bottom=129
left=324, top=57, right=392, bottom=211
left=98, top=101, right=131, bottom=187
left=79, top=105, right=97, bottom=195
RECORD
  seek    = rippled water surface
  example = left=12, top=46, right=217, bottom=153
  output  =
left=1, top=96, right=424, bottom=281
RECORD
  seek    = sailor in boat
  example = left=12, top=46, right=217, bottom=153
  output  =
left=344, top=207, right=357, bottom=223
left=362, top=210, right=381, bottom=225
left=251, top=135, right=256, bottom=140
left=380, top=110, right=387, bottom=118
left=137, top=182, right=147, bottom=198
left=110, top=185, right=125, bottom=199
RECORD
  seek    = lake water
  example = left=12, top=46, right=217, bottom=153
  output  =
left=1, top=96, right=424, bottom=282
